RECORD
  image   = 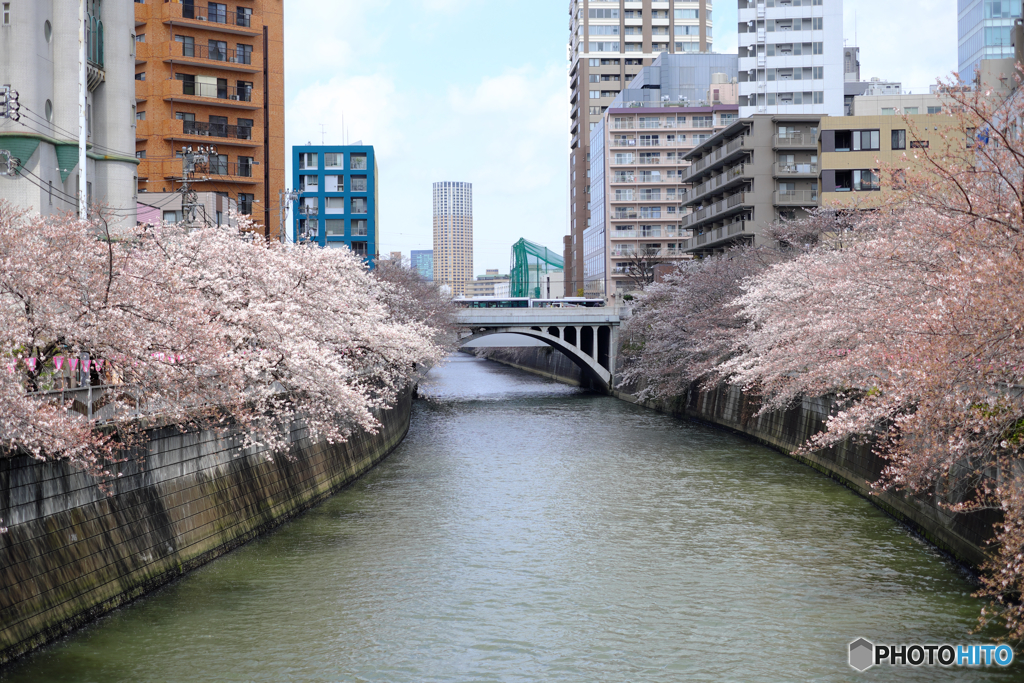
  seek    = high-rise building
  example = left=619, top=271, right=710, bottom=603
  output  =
left=410, top=249, right=434, bottom=281
left=292, top=144, right=379, bottom=266
left=432, top=181, right=473, bottom=296
left=133, top=0, right=285, bottom=239
left=736, top=0, right=844, bottom=118
left=958, top=0, right=1022, bottom=81
left=0, top=0, right=138, bottom=229
left=587, top=52, right=739, bottom=296
left=567, top=0, right=713, bottom=294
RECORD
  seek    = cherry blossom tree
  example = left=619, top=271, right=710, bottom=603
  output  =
left=0, top=205, right=447, bottom=476
left=721, top=77, right=1024, bottom=637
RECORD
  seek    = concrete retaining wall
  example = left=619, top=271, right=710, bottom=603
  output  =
left=469, top=347, right=583, bottom=387
left=0, top=391, right=412, bottom=665
left=474, top=347, right=996, bottom=569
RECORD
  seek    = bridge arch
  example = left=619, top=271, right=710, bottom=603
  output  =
left=458, top=328, right=612, bottom=392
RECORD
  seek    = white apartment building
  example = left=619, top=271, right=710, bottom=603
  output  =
left=736, top=0, right=844, bottom=118
left=566, top=0, right=713, bottom=293
left=432, top=181, right=473, bottom=297
left=0, top=0, right=138, bottom=229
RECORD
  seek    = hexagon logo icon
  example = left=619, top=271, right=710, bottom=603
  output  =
left=849, top=638, right=875, bottom=671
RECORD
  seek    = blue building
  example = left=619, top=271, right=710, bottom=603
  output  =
left=410, top=249, right=433, bottom=281
left=958, top=0, right=1022, bottom=80
left=292, top=144, right=379, bottom=266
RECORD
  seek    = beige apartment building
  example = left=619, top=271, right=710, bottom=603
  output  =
left=432, top=181, right=473, bottom=297
left=590, top=104, right=738, bottom=294
left=679, top=114, right=822, bottom=256
left=818, top=114, right=958, bottom=208
left=567, top=0, right=712, bottom=293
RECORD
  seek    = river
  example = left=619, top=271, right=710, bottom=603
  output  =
left=1, top=354, right=1017, bottom=682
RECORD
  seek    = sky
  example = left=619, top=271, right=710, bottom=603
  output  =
left=283, top=0, right=960, bottom=274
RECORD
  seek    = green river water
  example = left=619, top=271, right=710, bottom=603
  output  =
left=1, top=354, right=1019, bottom=682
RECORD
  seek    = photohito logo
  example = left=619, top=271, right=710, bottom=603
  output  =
left=849, top=639, right=1014, bottom=671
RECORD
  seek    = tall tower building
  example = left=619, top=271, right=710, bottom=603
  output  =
left=133, top=0, right=285, bottom=239
left=736, top=0, right=844, bottom=118
left=567, top=0, right=713, bottom=294
left=0, top=0, right=138, bottom=229
left=432, top=181, right=473, bottom=296
left=957, top=0, right=1022, bottom=81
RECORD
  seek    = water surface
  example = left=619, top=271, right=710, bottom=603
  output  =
left=2, top=355, right=1015, bottom=682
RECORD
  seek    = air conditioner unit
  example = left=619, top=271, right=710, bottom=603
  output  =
left=197, top=16, right=207, bottom=21
left=230, top=95, right=240, bottom=100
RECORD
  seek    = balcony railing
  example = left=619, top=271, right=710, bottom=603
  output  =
left=773, top=190, right=819, bottom=205
left=183, top=120, right=253, bottom=140
left=774, top=162, right=818, bottom=176
left=176, top=80, right=253, bottom=102
left=204, top=160, right=254, bottom=178
left=181, top=3, right=254, bottom=28
left=773, top=132, right=817, bottom=147
left=176, top=43, right=253, bottom=65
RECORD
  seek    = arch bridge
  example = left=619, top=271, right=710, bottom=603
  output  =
left=455, top=308, right=622, bottom=392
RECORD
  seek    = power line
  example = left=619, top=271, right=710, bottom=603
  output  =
left=19, top=106, right=137, bottom=159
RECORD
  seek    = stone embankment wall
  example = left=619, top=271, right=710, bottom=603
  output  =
left=470, top=347, right=583, bottom=387
left=0, top=392, right=412, bottom=665
left=474, top=347, right=996, bottom=569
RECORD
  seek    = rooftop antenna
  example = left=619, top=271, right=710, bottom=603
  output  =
left=320, top=124, right=326, bottom=145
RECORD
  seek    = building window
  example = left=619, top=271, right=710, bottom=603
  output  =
left=324, top=152, right=343, bottom=168
left=238, top=193, right=253, bottom=215
left=299, top=152, right=317, bottom=169
left=135, top=150, right=146, bottom=159
left=238, top=156, right=253, bottom=177
left=236, top=6, right=252, bottom=27
left=350, top=242, right=368, bottom=257
left=135, top=72, right=145, bottom=81
left=351, top=197, right=368, bottom=214
left=235, top=43, right=253, bottom=65
left=910, top=140, right=929, bottom=149
left=351, top=219, right=368, bottom=236
left=208, top=2, right=227, bottom=23
left=351, top=175, right=367, bottom=192
left=835, top=129, right=880, bottom=152
left=350, top=153, right=367, bottom=170
left=301, top=175, right=318, bottom=191
left=208, top=39, right=227, bottom=61
left=2, top=3, right=9, bottom=25
left=324, top=219, right=345, bottom=236
left=891, top=129, right=906, bottom=150
left=325, top=197, right=345, bottom=212
left=927, top=106, right=942, bottom=114
left=175, top=34, right=195, bottom=57
left=835, top=169, right=880, bottom=192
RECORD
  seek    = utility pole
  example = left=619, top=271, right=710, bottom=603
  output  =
left=279, top=188, right=299, bottom=244
left=178, top=145, right=216, bottom=229
left=78, top=0, right=87, bottom=219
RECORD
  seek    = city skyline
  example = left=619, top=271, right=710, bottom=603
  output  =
left=283, top=0, right=958, bottom=273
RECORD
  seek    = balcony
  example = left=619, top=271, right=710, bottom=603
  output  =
left=156, top=79, right=259, bottom=110
left=773, top=162, right=818, bottom=177
left=681, top=191, right=749, bottom=230
left=773, top=190, right=819, bottom=206
left=149, top=40, right=261, bottom=73
left=680, top=221, right=750, bottom=253
left=160, top=1, right=262, bottom=36
left=682, top=164, right=749, bottom=205
left=683, top=136, right=753, bottom=183
left=146, top=118, right=261, bottom=147
left=773, top=132, right=818, bottom=149
left=609, top=175, right=679, bottom=185
left=138, top=158, right=258, bottom=184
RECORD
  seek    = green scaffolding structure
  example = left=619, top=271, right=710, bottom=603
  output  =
left=510, top=238, right=565, bottom=299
